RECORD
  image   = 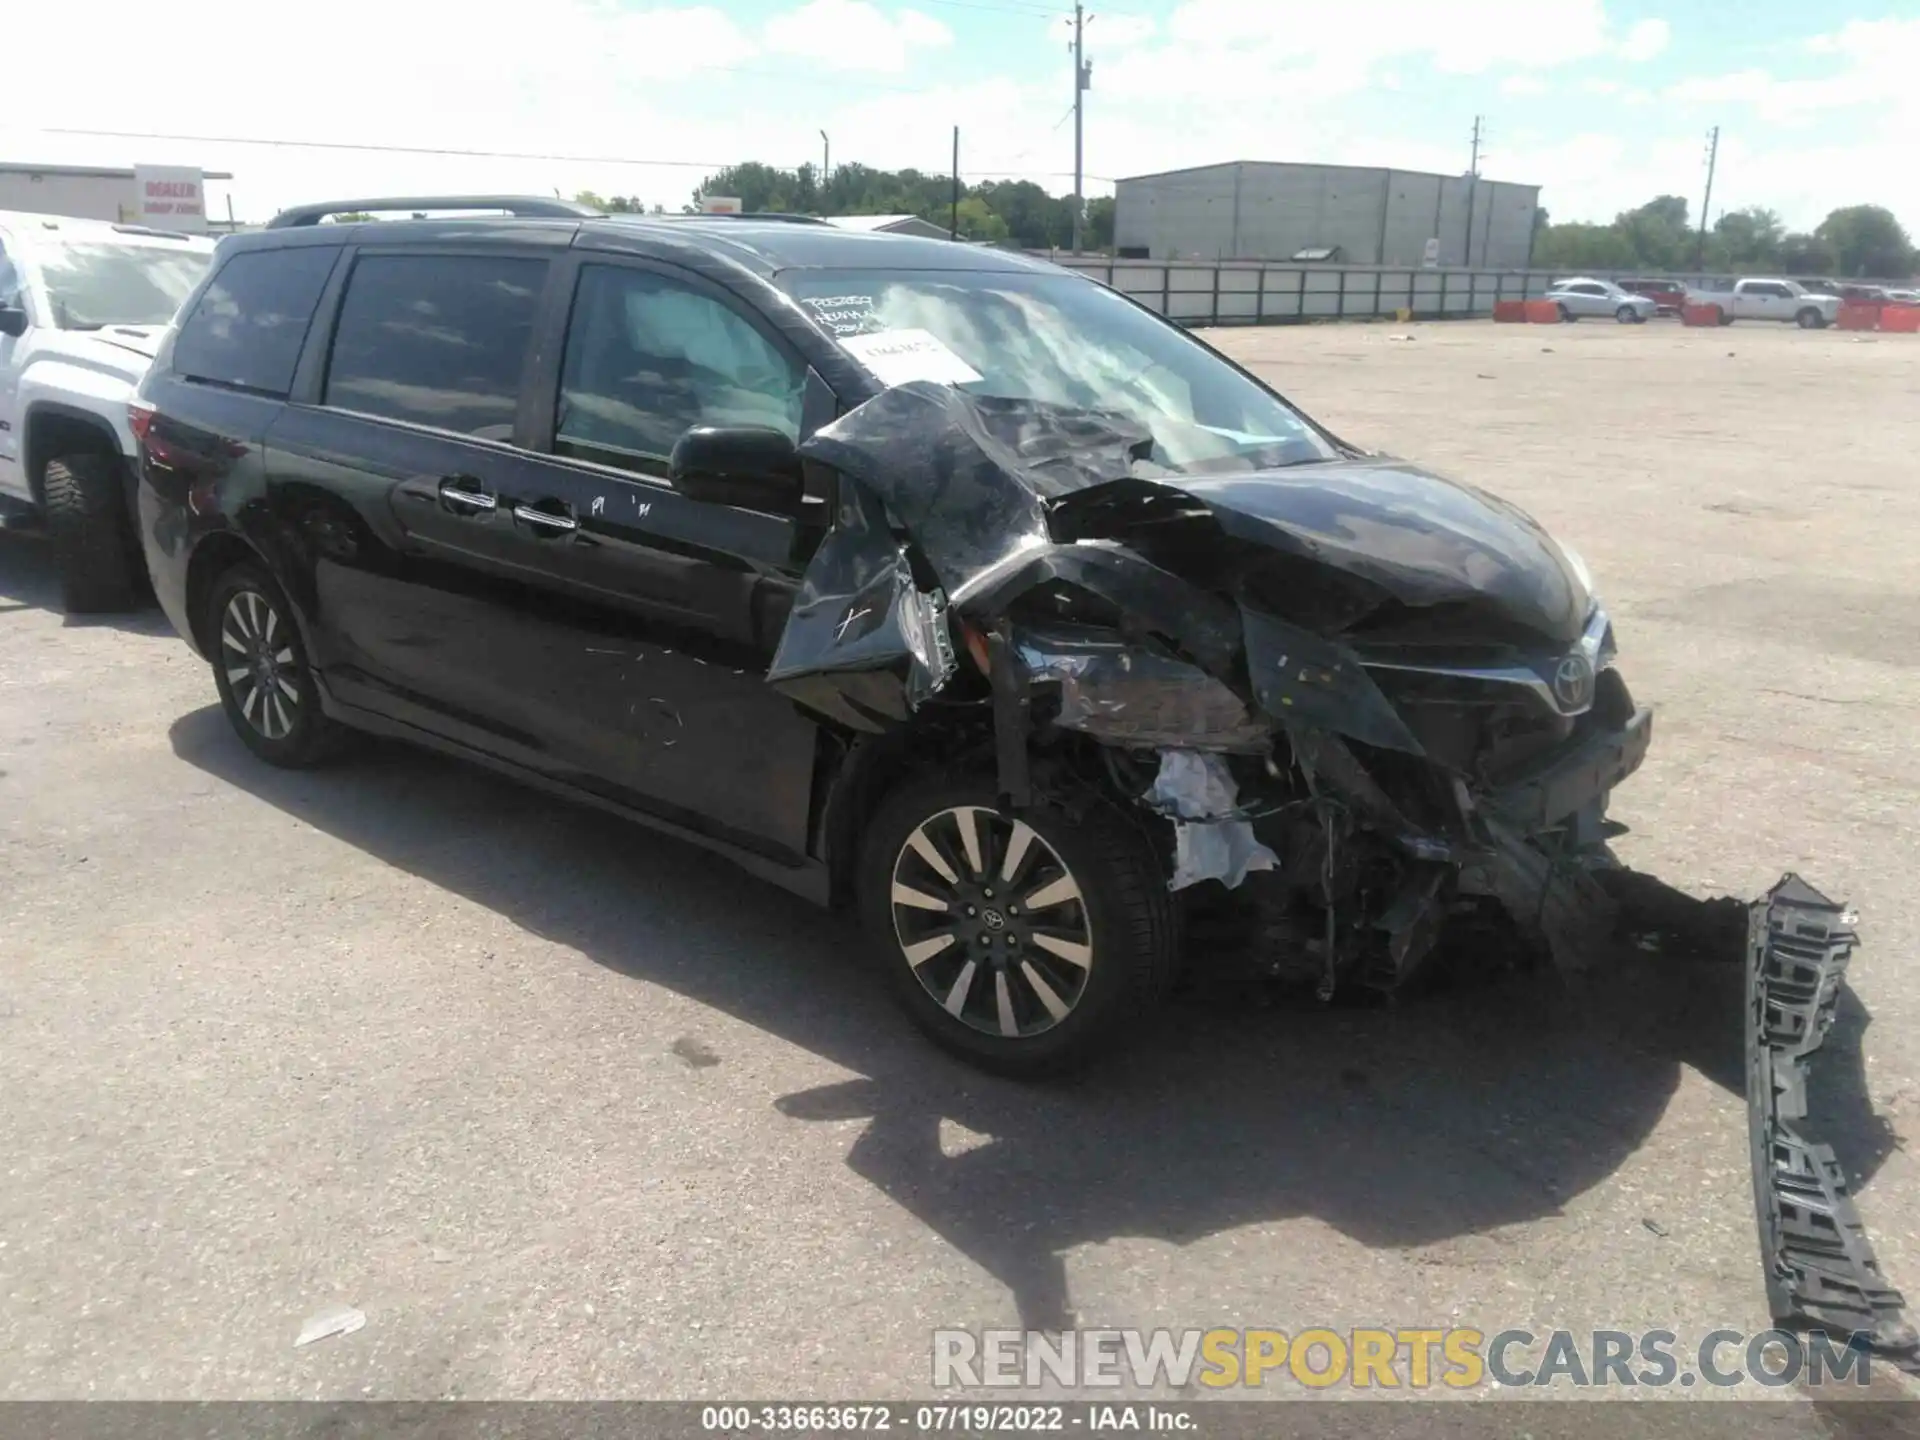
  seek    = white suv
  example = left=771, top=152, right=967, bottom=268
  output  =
left=0, top=211, right=214, bottom=610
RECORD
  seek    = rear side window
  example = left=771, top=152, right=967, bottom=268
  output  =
left=172, top=246, right=336, bottom=396
left=324, top=254, right=547, bottom=437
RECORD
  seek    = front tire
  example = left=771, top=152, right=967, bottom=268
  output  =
left=1615, top=305, right=1638, bottom=324
left=1557, top=304, right=1576, bottom=323
left=1796, top=307, right=1827, bottom=329
left=43, top=453, right=140, bottom=613
left=205, top=562, right=347, bottom=768
left=856, top=776, right=1179, bottom=1077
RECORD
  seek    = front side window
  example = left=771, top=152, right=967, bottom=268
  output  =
left=780, top=267, right=1337, bottom=474
left=325, top=254, right=547, bottom=437
left=173, top=246, right=336, bottom=397
left=36, top=241, right=209, bottom=329
left=556, top=265, right=804, bottom=469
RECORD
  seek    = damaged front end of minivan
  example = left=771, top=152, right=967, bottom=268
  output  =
left=775, top=381, right=1652, bottom=997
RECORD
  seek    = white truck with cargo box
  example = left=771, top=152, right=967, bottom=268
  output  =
left=1685, top=277, right=1842, bottom=329
left=0, top=211, right=212, bottom=610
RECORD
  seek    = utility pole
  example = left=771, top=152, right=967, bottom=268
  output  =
left=1071, top=2, right=1091, bottom=253
left=1695, top=125, right=1720, bottom=271
left=951, top=126, right=961, bottom=241
left=1463, top=114, right=1484, bottom=265
left=820, top=131, right=830, bottom=185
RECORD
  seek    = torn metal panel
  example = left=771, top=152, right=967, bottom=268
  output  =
left=957, top=542, right=1243, bottom=678
left=1141, top=750, right=1279, bottom=891
left=797, top=382, right=1149, bottom=598
left=1242, top=605, right=1424, bottom=756
left=986, top=620, right=1033, bottom=809
left=1014, top=623, right=1270, bottom=752
left=1747, top=876, right=1917, bottom=1358
left=767, top=479, right=954, bottom=731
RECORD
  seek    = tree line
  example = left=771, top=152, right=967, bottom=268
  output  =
left=575, top=161, right=1115, bottom=250
left=1532, top=195, right=1915, bottom=278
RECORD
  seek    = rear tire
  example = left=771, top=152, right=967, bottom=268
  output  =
left=43, top=453, right=140, bottom=614
left=1715, top=308, right=1733, bottom=326
left=205, top=561, right=348, bottom=769
left=856, top=775, right=1179, bottom=1077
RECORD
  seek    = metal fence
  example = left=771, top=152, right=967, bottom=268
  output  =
left=1038, top=256, right=1876, bottom=327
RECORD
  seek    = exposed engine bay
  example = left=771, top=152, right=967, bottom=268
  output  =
left=774, top=380, right=1652, bottom=998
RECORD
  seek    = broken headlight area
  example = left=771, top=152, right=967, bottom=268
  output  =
left=782, top=382, right=1652, bottom=997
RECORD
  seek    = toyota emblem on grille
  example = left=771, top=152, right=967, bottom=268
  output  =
left=1551, top=653, right=1595, bottom=712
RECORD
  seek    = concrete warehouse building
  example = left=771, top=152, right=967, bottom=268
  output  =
left=0, top=162, right=231, bottom=230
left=1114, top=161, right=1541, bottom=268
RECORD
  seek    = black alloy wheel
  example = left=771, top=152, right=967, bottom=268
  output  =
left=857, top=777, right=1179, bottom=1077
left=206, top=563, right=346, bottom=768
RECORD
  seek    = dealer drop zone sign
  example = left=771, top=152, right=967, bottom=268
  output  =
left=128, top=165, right=207, bottom=232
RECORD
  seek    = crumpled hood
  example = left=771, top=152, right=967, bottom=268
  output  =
left=1155, top=460, right=1591, bottom=644
left=776, top=383, right=1591, bottom=737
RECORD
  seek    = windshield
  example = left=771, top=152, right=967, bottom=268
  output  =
left=781, top=268, right=1339, bottom=473
left=36, top=243, right=210, bottom=329
left=1782, top=280, right=1808, bottom=296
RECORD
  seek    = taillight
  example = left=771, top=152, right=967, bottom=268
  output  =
left=128, top=400, right=156, bottom=444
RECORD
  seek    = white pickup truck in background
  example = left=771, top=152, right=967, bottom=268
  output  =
left=1686, top=277, right=1843, bottom=328
left=0, top=212, right=213, bottom=611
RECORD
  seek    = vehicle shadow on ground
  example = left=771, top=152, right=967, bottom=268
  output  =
left=0, top=531, right=173, bottom=635
left=169, top=706, right=1898, bottom=1331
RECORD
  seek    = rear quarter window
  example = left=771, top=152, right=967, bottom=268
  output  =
left=171, top=246, right=337, bottom=397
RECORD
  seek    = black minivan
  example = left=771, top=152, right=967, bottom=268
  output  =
left=136, top=197, right=1648, bottom=1076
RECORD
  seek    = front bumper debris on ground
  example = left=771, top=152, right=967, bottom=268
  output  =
left=1747, top=875, right=1917, bottom=1363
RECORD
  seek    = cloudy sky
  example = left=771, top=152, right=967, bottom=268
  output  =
left=4, top=0, right=1915, bottom=230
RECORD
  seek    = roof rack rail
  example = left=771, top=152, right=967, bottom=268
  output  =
left=713, top=212, right=833, bottom=225
left=265, top=196, right=600, bottom=229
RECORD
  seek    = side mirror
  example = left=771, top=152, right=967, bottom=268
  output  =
left=0, top=306, right=28, bottom=338
left=668, top=425, right=804, bottom=512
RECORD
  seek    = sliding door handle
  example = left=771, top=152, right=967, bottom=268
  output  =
left=439, top=477, right=497, bottom=512
left=513, top=504, right=578, bottom=533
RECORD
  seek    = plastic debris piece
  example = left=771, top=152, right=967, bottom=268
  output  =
left=1145, top=750, right=1241, bottom=819
left=1143, top=750, right=1279, bottom=891
left=1642, top=1217, right=1669, bottom=1238
left=1747, top=875, right=1917, bottom=1360
left=295, top=1304, right=366, bottom=1348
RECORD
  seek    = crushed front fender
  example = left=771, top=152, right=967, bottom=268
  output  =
left=767, top=478, right=954, bottom=731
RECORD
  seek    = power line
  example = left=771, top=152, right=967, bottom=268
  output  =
left=42, top=125, right=1111, bottom=184
left=917, top=0, right=1068, bottom=16
left=44, top=128, right=734, bottom=170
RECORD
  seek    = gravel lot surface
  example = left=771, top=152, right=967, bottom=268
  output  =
left=2, top=318, right=1915, bottom=1414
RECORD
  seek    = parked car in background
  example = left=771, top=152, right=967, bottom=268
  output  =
left=132, top=196, right=1648, bottom=1076
left=1618, top=278, right=1687, bottom=316
left=0, top=212, right=214, bottom=610
left=1541, top=277, right=1656, bottom=323
left=1687, top=277, right=1842, bottom=328
left=1884, top=288, right=1920, bottom=305
left=1837, top=284, right=1889, bottom=304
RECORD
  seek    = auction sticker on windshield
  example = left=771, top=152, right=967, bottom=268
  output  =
left=840, top=328, right=985, bottom=387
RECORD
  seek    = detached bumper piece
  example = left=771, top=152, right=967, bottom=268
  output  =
left=1747, top=876, right=1918, bottom=1361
